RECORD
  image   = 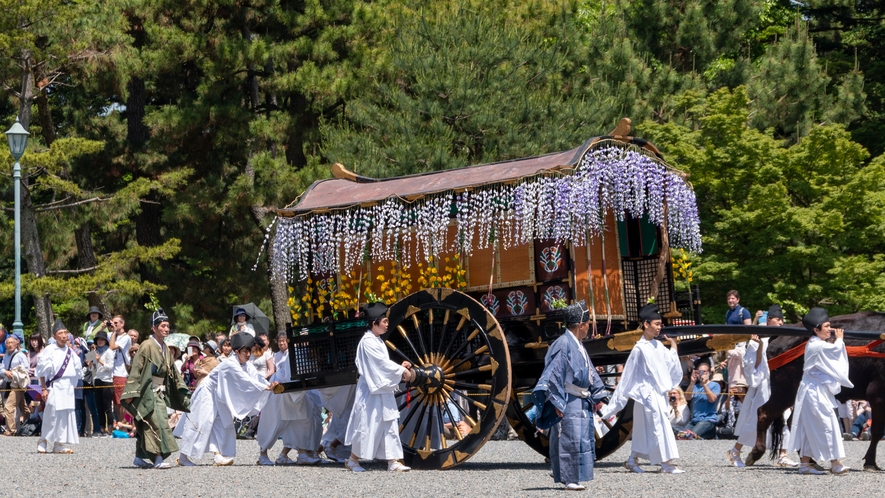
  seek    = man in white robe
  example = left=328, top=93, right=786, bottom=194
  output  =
left=36, top=319, right=83, bottom=454
left=600, top=304, right=684, bottom=473
left=176, top=333, right=272, bottom=466
left=344, top=302, right=415, bottom=472
left=728, top=304, right=798, bottom=468
left=786, top=307, right=852, bottom=475
left=256, top=332, right=322, bottom=466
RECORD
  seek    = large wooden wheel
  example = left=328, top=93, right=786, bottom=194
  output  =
left=507, top=386, right=635, bottom=462
left=386, top=288, right=512, bottom=470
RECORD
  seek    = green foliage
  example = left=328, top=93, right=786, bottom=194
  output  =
left=639, top=87, right=883, bottom=321
left=321, top=0, right=621, bottom=177
left=1, top=0, right=884, bottom=332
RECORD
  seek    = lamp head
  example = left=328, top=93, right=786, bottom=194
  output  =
left=5, top=117, right=29, bottom=160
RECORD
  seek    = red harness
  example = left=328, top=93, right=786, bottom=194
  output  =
left=769, top=339, right=885, bottom=371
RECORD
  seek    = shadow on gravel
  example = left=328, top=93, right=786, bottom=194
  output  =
left=449, top=461, right=551, bottom=471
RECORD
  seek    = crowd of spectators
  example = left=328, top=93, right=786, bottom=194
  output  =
left=0, top=306, right=288, bottom=441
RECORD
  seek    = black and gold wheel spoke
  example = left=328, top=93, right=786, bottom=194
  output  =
left=439, top=314, right=471, bottom=360
left=386, top=288, right=511, bottom=470
left=446, top=343, right=490, bottom=372
left=394, top=324, right=425, bottom=367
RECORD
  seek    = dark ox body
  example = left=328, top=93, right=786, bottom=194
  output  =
left=744, top=312, right=885, bottom=471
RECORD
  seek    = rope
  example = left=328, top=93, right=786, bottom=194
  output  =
left=768, top=338, right=885, bottom=371
left=0, top=384, right=198, bottom=393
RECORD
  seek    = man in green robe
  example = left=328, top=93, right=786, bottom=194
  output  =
left=121, top=309, right=190, bottom=469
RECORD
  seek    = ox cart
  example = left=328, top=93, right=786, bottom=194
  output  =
left=269, top=119, right=715, bottom=469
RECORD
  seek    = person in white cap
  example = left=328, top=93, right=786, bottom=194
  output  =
left=600, top=304, right=684, bottom=473
left=786, top=307, right=852, bottom=475
left=36, top=319, right=83, bottom=454
left=344, top=302, right=415, bottom=472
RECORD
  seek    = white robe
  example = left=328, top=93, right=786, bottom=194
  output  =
left=600, top=337, right=681, bottom=464
left=344, top=331, right=405, bottom=460
left=257, top=350, right=322, bottom=452
left=177, top=358, right=270, bottom=459
left=787, top=336, right=853, bottom=462
left=733, top=338, right=791, bottom=447
left=36, top=344, right=83, bottom=446
left=313, top=384, right=356, bottom=443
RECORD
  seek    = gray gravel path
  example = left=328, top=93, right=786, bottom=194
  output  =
left=2, top=436, right=882, bottom=497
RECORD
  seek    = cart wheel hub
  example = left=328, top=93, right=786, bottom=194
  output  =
left=414, top=364, right=445, bottom=395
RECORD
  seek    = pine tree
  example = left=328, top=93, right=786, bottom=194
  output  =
left=320, top=0, right=622, bottom=177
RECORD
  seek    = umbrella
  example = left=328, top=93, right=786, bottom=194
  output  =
left=230, top=302, right=270, bottom=337
left=164, top=333, right=190, bottom=351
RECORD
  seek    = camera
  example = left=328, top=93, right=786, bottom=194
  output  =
left=669, top=395, right=676, bottom=403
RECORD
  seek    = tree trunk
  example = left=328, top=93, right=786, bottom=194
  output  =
left=74, top=223, right=109, bottom=317
left=18, top=49, right=53, bottom=338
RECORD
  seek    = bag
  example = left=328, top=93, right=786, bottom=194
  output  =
left=17, top=417, right=41, bottom=437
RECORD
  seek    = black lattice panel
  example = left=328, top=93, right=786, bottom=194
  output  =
left=290, top=336, right=334, bottom=375
left=334, top=333, right=363, bottom=369
left=621, top=256, right=673, bottom=322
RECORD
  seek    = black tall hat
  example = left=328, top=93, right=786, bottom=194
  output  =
left=768, top=304, right=784, bottom=320
left=230, top=332, right=255, bottom=351
left=363, top=302, right=389, bottom=322
left=564, top=300, right=591, bottom=325
left=151, top=308, right=169, bottom=327
left=52, top=318, right=67, bottom=334
left=638, top=303, right=662, bottom=322
left=802, top=307, right=829, bottom=332
left=86, top=306, right=104, bottom=320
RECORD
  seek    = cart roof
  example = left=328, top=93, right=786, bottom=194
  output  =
left=283, top=126, right=664, bottom=215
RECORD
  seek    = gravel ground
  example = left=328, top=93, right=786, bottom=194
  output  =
left=3, top=436, right=883, bottom=497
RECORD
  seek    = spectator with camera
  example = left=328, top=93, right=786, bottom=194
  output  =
left=667, top=387, right=691, bottom=433
left=679, top=360, right=721, bottom=439
left=90, top=331, right=116, bottom=436
left=108, top=316, right=132, bottom=424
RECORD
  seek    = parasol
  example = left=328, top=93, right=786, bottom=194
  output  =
left=164, top=333, right=190, bottom=351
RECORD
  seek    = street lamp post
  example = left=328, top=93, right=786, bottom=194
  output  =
left=5, top=117, right=30, bottom=337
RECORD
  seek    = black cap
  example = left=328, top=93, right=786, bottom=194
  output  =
left=52, top=318, right=67, bottom=334
left=93, top=331, right=109, bottom=343
left=768, top=304, right=784, bottom=320
left=230, top=332, right=255, bottom=351
left=234, top=307, right=251, bottom=319
left=802, top=307, right=829, bottom=332
left=151, top=308, right=169, bottom=327
left=564, top=300, right=590, bottom=325
left=363, top=302, right=389, bottom=322
left=86, top=306, right=104, bottom=320
left=638, top=303, right=662, bottom=322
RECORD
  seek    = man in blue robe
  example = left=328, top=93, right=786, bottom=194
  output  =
left=533, top=301, right=607, bottom=491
